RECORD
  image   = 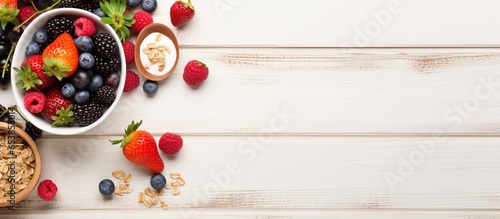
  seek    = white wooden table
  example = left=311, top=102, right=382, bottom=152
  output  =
left=2, top=0, right=500, bottom=218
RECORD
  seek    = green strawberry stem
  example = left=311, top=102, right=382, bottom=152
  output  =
left=43, top=56, right=72, bottom=81
left=109, top=120, right=142, bottom=147
left=1, top=43, right=15, bottom=79
left=15, top=0, right=62, bottom=31
left=0, top=106, right=10, bottom=119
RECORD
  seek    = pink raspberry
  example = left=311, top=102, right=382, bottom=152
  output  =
left=124, top=71, right=140, bottom=92
left=74, top=17, right=96, bottom=37
left=122, top=41, right=135, bottom=65
left=131, top=10, right=153, bottom=33
left=24, top=91, right=45, bottom=114
left=38, top=179, right=58, bottom=201
left=159, top=132, right=183, bottom=155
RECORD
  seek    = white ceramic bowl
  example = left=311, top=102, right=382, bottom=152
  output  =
left=11, top=8, right=126, bottom=135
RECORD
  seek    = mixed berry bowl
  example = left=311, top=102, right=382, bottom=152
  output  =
left=11, top=8, right=126, bottom=135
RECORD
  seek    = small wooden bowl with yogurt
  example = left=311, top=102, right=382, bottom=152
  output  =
left=134, top=23, right=180, bottom=81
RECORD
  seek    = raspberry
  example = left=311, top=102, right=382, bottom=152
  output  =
left=131, top=10, right=153, bottom=33
left=122, top=41, right=135, bottom=65
left=24, top=91, right=45, bottom=114
left=38, top=179, right=58, bottom=201
left=183, top=60, right=209, bottom=87
left=17, top=6, right=38, bottom=25
left=124, top=71, right=140, bottom=92
left=74, top=17, right=97, bottom=37
left=159, top=132, right=183, bottom=155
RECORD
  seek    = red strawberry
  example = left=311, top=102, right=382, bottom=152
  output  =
left=42, top=32, right=79, bottom=80
left=170, top=0, right=195, bottom=27
left=110, top=120, right=164, bottom=173
left=131, top=10, right=153, bottom=33
left=14, top=54, right=57, bottom=91
left=43, top=86, right=74, bottom=127
left=159, top=132, right=183, bottom=155
left=122, top=41, right=135, bottom=65
left=183, top=60, right=209, bottom=87
left=0, top=0, right=18, bottom=29
left=17, top=5, right=37, bottom=25
left=124, top=70, right=140, bottom=92
left=37, top=179, right=58, bottom=201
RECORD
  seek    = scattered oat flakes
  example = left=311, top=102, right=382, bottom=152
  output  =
left=160, top=199, right=169, bottom=209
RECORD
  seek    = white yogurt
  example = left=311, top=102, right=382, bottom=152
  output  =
left=139, top=32, right=177, bottom=76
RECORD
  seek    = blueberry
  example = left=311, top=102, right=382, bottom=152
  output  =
left=106, top=73, right=120, bottom=89
left=89, top=74, right=104, bottom=93
left=93, top=8, right=106, bottom=18
left=126, top=0, right=142, bottom=7
left=99, top=179, right=115, bottom=196
left=79, top=52, right=95, bottom=69
left=143, top=80, right=158, bottom=95
left=150, top=173, right=166, bottom=190
left=74, top=90, right=90, bottom=104
left=35, top=0, right=54, bottom=10
left=141, top=0, right=157, bottom=12
left=75, top=36, right=93, bottom=52
left=25, top=42, right=40, bottom=56
left=72, top=70, right=91, bottom=90
left=33, top=29, right=48, bottom=44
left=61, top=83, right=76, bottom=98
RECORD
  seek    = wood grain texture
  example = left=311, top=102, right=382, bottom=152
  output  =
left=1, top=136, right=499, bottom=211
left=4, top=48, right=499, bottom=135
left=152, top=0, right=500, bottom=47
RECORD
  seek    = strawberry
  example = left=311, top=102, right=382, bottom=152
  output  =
left=14, top=55, right=56, bottom=91
left=43, top=86, right=74, bottom=127
left=170, top=0, right=195, bottom=27
left=42, top=32, right=79, bottom=81
left=0, top=0, right=18, bottom=29
left=110, top=120, right=164, bottom=173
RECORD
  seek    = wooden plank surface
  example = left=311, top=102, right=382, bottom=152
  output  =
left=0, top=136, right=498, bottom=211
left=156, top=0, right=500, bottom=47
left=5, top=48, right=500, bottom=135
left=2, top=0, right=500, bottom=218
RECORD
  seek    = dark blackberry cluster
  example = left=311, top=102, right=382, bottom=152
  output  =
left=0, top=23, right=23, bottom=87
left=95, top=86, right=116, bottom=105
left=45, top=16, right=74, bottom=42
left=73, top=101, right=104, bottom=127
left=93, top=55, right=121, bottom=77
left=60, top=0, right=82, bottom=8
left=93, top=33, right=118, bottom=59
left=25, top=122, right=43, bottom=141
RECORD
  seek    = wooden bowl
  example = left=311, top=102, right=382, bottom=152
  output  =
left=134, top=23, right=180, bottom=81
left=0, top=122, right=42, bottom=207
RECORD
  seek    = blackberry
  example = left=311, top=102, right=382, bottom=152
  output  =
left=25, top=122, right=43, bottom=141
left=93, top=55, right=120, bottom=77
left=60, top=0, right=82, bottom=8
left=45, top=16, right=74, bottom=42
left=93, top=32, right=118, bottom=59
left=74, top=101, right=104, bottom=127
left=78, top=3, right=94, bottom=12
left=94, top=86, right=116, bottom=105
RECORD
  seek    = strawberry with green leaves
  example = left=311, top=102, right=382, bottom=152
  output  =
left=110, top=120, right=164, bottom=173
left=170, top=0, right=195, bottom=27
left=42, top=32, right=79, bottom=80
left=42, top=86, right=74, bottom=127
left=14, top=54, right=56, bottom=91
left=0, top=0, right=19, bottom=29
